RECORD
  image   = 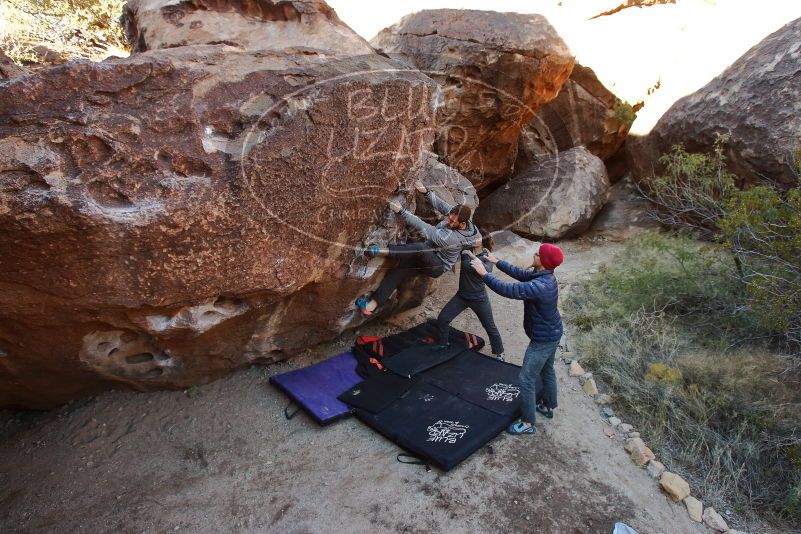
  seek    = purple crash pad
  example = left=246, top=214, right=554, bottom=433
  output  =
left=269, top=350, right=362, bottom=425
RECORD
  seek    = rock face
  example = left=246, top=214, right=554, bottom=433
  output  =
left=413, top=153, right=478, bottom=225
left=122, top=0, right=373, bottom=55
left=629, top=17, right=801, bottom=190
left=516, top=63, right=634, bottom=171
left=0, top=0, right=440, bottom=408
left=0, top=48, right=29, bottom=79
left=371, top=9, right=574, bottom=190
left=475, top=146, right=610, bottom=239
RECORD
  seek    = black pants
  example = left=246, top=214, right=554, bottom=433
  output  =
left=437, top=295, right=505, bottom=355
left=373, top=242, right=446, bottom=305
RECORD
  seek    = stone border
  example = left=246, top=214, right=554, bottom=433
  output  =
left=561, top=350, right=748, bottom=534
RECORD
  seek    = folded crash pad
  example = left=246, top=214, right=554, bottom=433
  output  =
left=422, top=350, right=539, bottom=416
left=355, top=381, right=517, bottom=471
left=382, top=343, right=465, bottom=379
left=269, top=350, right=362, bottom=425
left=337, top=372, right=417, bottom=414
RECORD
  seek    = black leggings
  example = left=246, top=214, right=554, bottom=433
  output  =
left=437, top=294, right=504, bottom=355
left=372, top=242, right=446, bottom=305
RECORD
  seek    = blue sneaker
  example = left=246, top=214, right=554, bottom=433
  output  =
left=507, top=420, right=536, bottom=435
left=363, top=244, right=381, bottom=258
left=354, top=297, right=374, bottom=316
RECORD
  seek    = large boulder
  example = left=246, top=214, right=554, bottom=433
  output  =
left=629, top=17, right=801, bottom=190
left=475, top=146, right=610, bottom=239
left=371, top=9, right=574, bottom=191
left=122, top=0, right=373, bottom=55
left=0, top=1, right=439, bottom=408
left=516, top=63, right=635, bottom=174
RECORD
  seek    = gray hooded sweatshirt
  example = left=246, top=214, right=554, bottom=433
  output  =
left=399, top=190, right=479, bottom=270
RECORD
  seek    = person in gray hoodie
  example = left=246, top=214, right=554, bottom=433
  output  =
left=355, top=181, right=480, bottom=315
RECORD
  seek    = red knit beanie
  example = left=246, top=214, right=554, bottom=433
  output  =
left=538, top=243, right=564, bottom=270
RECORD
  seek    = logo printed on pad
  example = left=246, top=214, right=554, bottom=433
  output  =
left=426, top=420, right=469, bottom=444
left=486, top=383, right=520, bottom=402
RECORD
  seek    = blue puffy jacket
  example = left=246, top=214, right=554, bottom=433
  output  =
left=482, top=260, right=563, bottom=342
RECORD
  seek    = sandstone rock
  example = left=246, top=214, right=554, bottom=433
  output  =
left=624, top=438, right=645, bottom=453
left=0, top=48, right=29, bottom=80
left=372, top=9, right=574, bottom=190
left=568, top=361, right=585, bottom=377
left=594, top=393, right=613, bottom=405
left=646, top=460, right=665, bottom=478
left=122, top=0, right=373, bottom=56
left=586, top=176, right=661, bottom=241
left=630, top=446, right=655, bottom=466
left=629, top=17, right=801, bottom=190
left=0, top=1, right=440, bottom=408
left=683, top=496, right=703, bottom=523
left=475, top=146, right=610, bottom=239
left=490, top=230, right=538, bottom=267
left=413, top=153, right=478, bottom=225
left=628, top=432, right=640, bottom=439
left=703, top=507, right=729, bottom=532
left=608, top=417, right=621, bottom=427
left=516, top=63, right=634, bottom=169
left=582, top=378, right=599, bottom=396
left=660, top=472, right=691, bottom=501
left=618, top=423, right=633, bottom=433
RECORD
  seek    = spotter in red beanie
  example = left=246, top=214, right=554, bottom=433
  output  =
left=538, top=243, right=564, bottom=270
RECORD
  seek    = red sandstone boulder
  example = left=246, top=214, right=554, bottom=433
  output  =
left=371, top=9, right=574, bottom=191
left=0, top=1, right=439, bottom=408
left=516, top=63, right=635, bottom=177
left=629, top=17, right=801, bottom=190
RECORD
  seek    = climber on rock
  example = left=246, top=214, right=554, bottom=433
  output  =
left=355, top=180, right=480, bottom=316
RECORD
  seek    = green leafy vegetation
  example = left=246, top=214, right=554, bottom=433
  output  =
left=613, top=99, right=637, bottom=128
left=569, top=141, right=801, bottom=523
left=0, top=0, right=128, bottom=65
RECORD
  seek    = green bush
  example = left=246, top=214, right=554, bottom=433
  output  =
left=565, top=234, right=801, bottom=521
left=613, top=99, right=637, bottom=128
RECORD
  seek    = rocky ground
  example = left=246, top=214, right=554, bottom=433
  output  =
left=1, top=214, right=720, bottom=534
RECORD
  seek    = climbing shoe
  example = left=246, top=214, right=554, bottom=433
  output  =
left=494, top=353, right=505, bottom=362
left=363, top=244, right=381, bottom=258
left=355, top=297, right=374, bottom=316
left=536, top=401, right=554, bottom=419
left=506, top=420, right=536, bottom=435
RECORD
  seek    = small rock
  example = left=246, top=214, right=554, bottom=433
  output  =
left=594, top=393, right=613, bottom=405
left=645, top=461, right=663, bottom=476
left=582, top=378, right=598, bottom=396
left=683, top=496, right=703, bottom=523
left=624, top=437, right=645, bottom=452
left=601, top=407, right=615, bottom=418
left=579, top=371, right=593, bottom=384
left=568, top=361, right=585, bottom=377
left=608, top=417, right=621, bottom=427
left=603, top=426, right=616, bottom=437
left=630, top=446, right=655, bottom=466
left=702, top=507, right=729, bottom=532
left=723, top=530, right=748, bottom=534
left=628, top=432, right=640, bottom=439
left=618, top=423, right=633, bottom=433
left=660, top=472, right=691, bottom=501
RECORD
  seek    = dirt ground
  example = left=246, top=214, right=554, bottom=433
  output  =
left=0, top=233, right=709, bottom=534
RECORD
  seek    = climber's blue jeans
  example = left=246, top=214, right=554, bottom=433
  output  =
left=519, top=339, right=560, bottom=424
